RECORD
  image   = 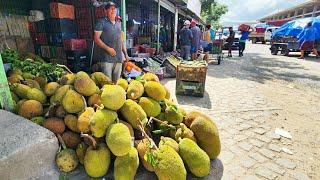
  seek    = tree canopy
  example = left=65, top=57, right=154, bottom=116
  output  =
left=201, top=0, right=228, bottom=29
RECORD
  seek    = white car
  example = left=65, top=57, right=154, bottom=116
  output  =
left=265, top=26, right=279, bottom=42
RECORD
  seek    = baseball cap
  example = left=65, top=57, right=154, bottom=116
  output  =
left=105, top=1, right=117, bottom=9
left=184, top=20, right=191, bottom=25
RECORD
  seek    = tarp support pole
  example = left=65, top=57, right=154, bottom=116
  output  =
left=157, top=0, right=161, bottom=53
left=121, top=0, right=127, bottom=46
left=173, top=5, right=179, bottom=52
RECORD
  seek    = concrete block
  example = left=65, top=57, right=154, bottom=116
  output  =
left=0, top=110, right=59, bottom=179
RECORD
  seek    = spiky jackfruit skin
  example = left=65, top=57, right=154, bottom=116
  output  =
left=14, top=99, right=27, bottom=114
left=56, top=148, right=79, bottom=173
left=8, top=74, right=23, bottom=84
left=120, top=99, right=147, bottom=130
left=116, top=79, right=128, bottom=91
left=136, top=139, right=154, bottom=172
left=127, top=80, right=144, bottom=100
left=159, top=137, right=179, bottom=153
left=12, top=83, right=31, bottom=99
left=184, top=111, right=211, bottom=128
left=44, top=82, right=60, bottom=96
left=62, top=131, right=81, bottom=149
left=18, top=100, right=43, bottom=119
left=120, top=120, right=134, bottom=138
left=164, top=106, right=184, bottom=125
left=76, top=142, right=88, bottom=164
left=114, top=147, right=139, bottom=180
left=90, top=109, right=118, bottom=138
left=43, top=117, right=65, bottom=134
left=33, top=76, right=47, bottom=89
left=62, top=90, right=85, bottom=113
left=64, top=114, right=79, bottom=133
left=23, top=79, right=40, bottom=89
left=101, top=85, right=126, bottom=111
left=178, top=138, right=210, bottom=177
left=27, top=88, right=46, bottom=104
left=190, top=117, right=221, bottom=159
left=154, top=146, right=187, bottom=180
left=74, top=73, right=99, bottom=96
left=55, top=105, right=66, bottom=118
left=77, top=107, right=95, bottom=133
left=138, top=97, right=161, bottom=117
left=175, top=123, right=196, bottom=142
left=22, top=72, right=34, bottom=79
left=87, top=94, right=102, bottom=107
left=141, top=72, right=160, bottom=82
left=50, top=85, right=72, bottom=104
left=106, top=123, right=132, bottom=156
left=84, top=143, right=110, bottom=178
left=91, top=72, right=111, bottom=88
left=59, top=73, right=76, bottom=85
left=144, top=81, right=166, bottom=101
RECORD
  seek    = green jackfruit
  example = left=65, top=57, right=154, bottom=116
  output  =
left=190, top=117, right=221, bottom=159
left=64, top=114, right=79, bottom=133
left=50, top=85, right=72, bottom=104
left=154, top=146, right=187, bottom=180
left=114, top=147, right=139, bottom=180
left=30, top=116, right=45, bottom=125
left=141, top=72, right=159, bottom=82
left=55, top=105, right=66, bottom=118
left=164, top=105, right=183, bottom=125
left=84, top=143, right=111, bottom=178
left=91, top=72, right=111, bottom=88
left=78, top=107, right=95, bottom=133
left=56, top=148, right=79, bottom=173
left=101, top=85, right=126, bottom=110
left=90, top=109, right=118, bottom=138
left=33, top=76, right=47, bottom=89
left=184, top=111, right=211, bottom=128
left=23, top=79, right=40, bottom=89
left=59, top=73, right=76, bottom=85
left=22, top=72, right=35, bottom=79
left=116, top=79, right=128, bottom=91
left=159, top=136, right=179, bottom=153
left=8, top=69, right=22, bottom=76
left=76, top=142, right=88, bottom=164
left=144, top=81, right=166, bottom=101
left=175, top=123, right=196, bottom=142
left=106, top=123, right=132, bottom=156
left=120, top=99, right=147, bottom=130
left=74, top=73, right=99, bottom=96
left=27, top=88, right=46, bottom=104
left=179, top=138, right=210, bottom=177
left=87, top=94, right=102, bottom=107
left=8, top=74, right=23, bottom=84
left=12, top=83, right=31, bottom=99
left=44, top=82, right=60, bottom=96
left=43, top=117, right=66, bottom=134
left=139, top=97, right=161, bottom=117
left=136, top=139, right=154, bottom=172
left=18, top=100, right=43, bottom=119
left=62, top=90, right=85, bottom=113
left=127, top=80, right=144, bottom=100
left=14, top=99, right=27, bottom=114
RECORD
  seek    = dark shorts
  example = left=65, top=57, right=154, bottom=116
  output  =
left=204, top=43, right=213, bottom=52
left=300, top=41, right=315, bottom=51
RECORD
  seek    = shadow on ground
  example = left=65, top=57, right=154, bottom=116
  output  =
left=176, top=91, right=212, bottom=109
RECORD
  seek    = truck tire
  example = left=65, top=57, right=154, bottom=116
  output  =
left=270, top=45, right=278, bottom=55
left=262, top=40, right=266, bottom=44
left=281, top=47, right=290, bottom=56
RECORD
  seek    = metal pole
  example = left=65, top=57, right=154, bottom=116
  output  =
left=173, top=5, right=178, bottom=52
left=121, top=0, right=127, bottom=46
left=157, top=0, right=160, bottom=53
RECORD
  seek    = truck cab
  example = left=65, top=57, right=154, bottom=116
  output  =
left=265, top=26, right=279, bottom=42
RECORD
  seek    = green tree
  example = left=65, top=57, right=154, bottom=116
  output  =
left=201, top=0, right=228, bottom=29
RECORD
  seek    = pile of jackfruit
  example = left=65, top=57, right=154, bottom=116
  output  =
left=8, top=69, right=221, bottom=179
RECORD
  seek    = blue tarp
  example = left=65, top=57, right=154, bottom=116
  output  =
left=273, top=17, right=320, bottom=39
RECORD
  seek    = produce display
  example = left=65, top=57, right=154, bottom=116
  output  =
left=5, top=54, right=221, bottom=179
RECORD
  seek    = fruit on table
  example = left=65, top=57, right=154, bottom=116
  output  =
left=114, top=147, right=139, bottom=180
left=78, top=107, right=95, bottom=133
left=43, top=117, right=66, bottom=134
left=56, top=135, right=79, bottom=173
left=74, top=71, right=99, bottom=97
left=91, top=72, right=111, bottom=88
left=120, top=99, right=147, bottom=130
left=90, top=108, right=118, bottom=138
left=44, top=82, right=60, bottom=97
left=116, top=78, right=128, bottom=91
left=158, top=136, right=179, bottom=153
left=18, top=100, right=43, bottom=119
left=101, top=85, right=126, bottom=111
left=141, top=72, right=160, bottom=82
left=27, top=88, right=46, bottom=104
left=139, top=97, right=161, bottom=117
left=106, top=123, right=132, bottom=156
left=144, top=81, right=166, bottom=101
left=127, top=80, right=144, bottom=100
left=175, top=123, right=196, bottom=142
left=62, top=90, right=86, bottom=113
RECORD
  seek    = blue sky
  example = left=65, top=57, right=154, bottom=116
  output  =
left=217, top=0, right=309, bottom=23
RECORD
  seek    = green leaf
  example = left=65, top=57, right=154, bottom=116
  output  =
left=59, top=173, right=69, bottom=180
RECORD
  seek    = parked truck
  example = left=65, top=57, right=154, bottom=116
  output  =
left=249, top=27, right=266, bottom=44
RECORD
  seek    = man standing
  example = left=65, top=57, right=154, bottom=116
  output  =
left=298, top=22, right=319, bottom=59
left=227, top=27, right=235, bottom=57
left=202, top=25, right=213, bottom=62
left=190, top=20, right=201, bottom=60
left=239, top=30, right=250, bottom=57
left=94, top=1, right=129, bottom=82
left=179, top=20, right=193, bottom=60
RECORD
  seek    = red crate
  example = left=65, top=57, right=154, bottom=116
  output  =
left=64, top=39, right=87, bottom=51
left=31, top=33, right=48, bottom=45
left=73, top=0, right=91, bottom=7
left=77, top=19, right=93, bottom=30
left=76, top=7, right=92, bottom=19
left=95, top=6, right=106, bottom=18
left=28, top=22, right=36, bottom=32
left=50, top=2, right=75, bottom=19
left=238, top=24, right=250, bottom=32
left=78, top=29, right=93, bottom=39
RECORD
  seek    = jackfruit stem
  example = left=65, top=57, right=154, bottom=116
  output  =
left=81, top=133, right=97, bottom=150
left=56, top=134, right=67, bottom=150
left=138, top=124, right=158, bottom=150
left=93, top=104, right=104, bottom=110
left=57, top=64, right=73, bottom=74
left=150, top=117, right=174, bottom=129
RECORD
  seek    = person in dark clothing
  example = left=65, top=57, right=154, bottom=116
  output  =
left=179, top=20, right=193, bottom=60
left=227, top=27, right=235, bottom=57
left=239, top=31, right=250, bottom=57
left=298, top=22, right=319, bottom=59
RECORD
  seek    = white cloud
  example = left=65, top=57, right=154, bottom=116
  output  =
left=216, top=0, right=309, bottom=23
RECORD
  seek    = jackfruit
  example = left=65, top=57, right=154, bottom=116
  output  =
left=44, top=82, right=60, bottom=96
left=18, top=100, right=43, bottom=119
left=190, top=117, right=221, bottom=159
left=141, top=72, right=160, bottom=82
left=136, top=138, right=154, bottom=172
left=175, top=123, right=196, bottom=142
left=43, top=117, right=65, bottom=134
left=62, top=131, right=81, bottom=149
left=11, top=92, right=19, bottom=102
left=8, top=69, right=22, bottom=76
left=74, top=72, right=99, bottom=96
left=179, top=107, right=187, bottom=116
left=64, top=114, right=79, bottom=133
left=12, top=83, right=31, bottom=99
left=144, top=81, right=166, bottom=101
left=106, top=123, right=132, bottom=156
left=159, top=136, right=179, bottom=153
left=138, top=97, right=161, bottom=117
left=184, top=111, right=211, bottom=128
left=101, top=85, right=126, bottom=110
left=27, top=88, right=46, bottom=104
left=164, top=105, right=183, bottom=125
left=87, top=94, right=102, bottom=107
left=120, top=120, right=134, bottom=138
left=14, top=99, right=27, bottom=114
left=165, top=87, right=170, bottom=99
left=120, top=99, right=147, bottom=130
left=59, top=73, right=76, bottom=85
left=23, top=79, right=40, bottom=89
left=8, top=74, right=23, bottom=84
left=30, top=116, right=45, bottom=125
left=178, top=138, right=210, bottom=177
left=76, top=142, right=88, bottom=164
left=34, top=76, right=47, bottom=88
left=62, top=90, right=86, bottom=113
left=22, top=72, right=35, bottom=79
left=55, top=105, right=66, bottom=118
left=50, top=85, right=72, bottom=104
left=127, top=80, right=144, bottom=100
left=84, top=143, right=111, bottom=178
left=154, top=146, right=187, bottom=180
left=114, top=147, right=139, bottom=180
left=56, top=147, right=79, bottom=173
left=78, top=107, right=95, bottom=133
left=90, top=109, right=118, bottom=138
left=91, top=72, right=111, bottom=88
left=116, top=79, right=128, bottom=91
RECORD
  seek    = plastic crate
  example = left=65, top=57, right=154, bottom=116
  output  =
left=50, top=2, right=75, bottom=19
left=78, top=29, right=93, bottom=39
left=176, top=64, right=207, bottom=83
left=48, top=32, right=77, bottom=46
left=73, top=0, right=91, bottom=7
left=176, top=80, right=205, bottom=97
left=63, top=39, right=87, bottom=51
left=76, top=7, right=92, bottom=19
left=161, top=59, right=177, bottom=78
left=35, top=20, right=47, bottom=32
left=47, top=18, right=76, bottom=33
left=77, top=18, right=93, bottom=30
left=95, top=6, right=106, bottom=18
left=41, top=46, right=51, bottom=58
left=66, top=50, right=90, bottom=72
left=31, top=33, right=48, bottom=45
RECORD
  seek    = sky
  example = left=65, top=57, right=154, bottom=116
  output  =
left=217, top=0, right=309, bottom=24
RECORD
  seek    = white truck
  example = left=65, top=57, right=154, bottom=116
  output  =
left=265, top=26, right=280, bottom=42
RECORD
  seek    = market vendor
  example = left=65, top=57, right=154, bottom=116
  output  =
left=298, top=22, right=319, bottom=59
left=94, top=1, right=129, bottom=82
left=179, top=20, right=193, bottom=60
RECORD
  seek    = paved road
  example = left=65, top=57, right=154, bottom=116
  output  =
left=164, top=43, right=320, bottom=180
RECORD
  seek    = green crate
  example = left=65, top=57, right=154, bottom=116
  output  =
left=176, top=80, right=205, bottom=97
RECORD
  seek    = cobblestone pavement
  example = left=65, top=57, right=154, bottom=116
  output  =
left=163, top=43, right=320, bottom=180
